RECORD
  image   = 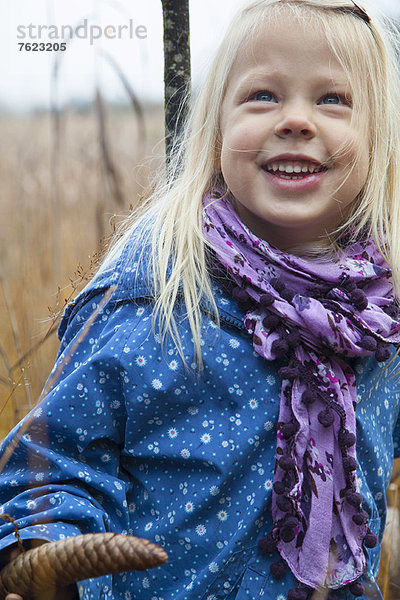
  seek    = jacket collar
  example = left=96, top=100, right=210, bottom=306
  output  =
left=58, top=242, right=245, bottom=340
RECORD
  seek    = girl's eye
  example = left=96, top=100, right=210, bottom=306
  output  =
left=249, top=91, right=277, bottom=103
left=319, top=93, right=347, bottom=105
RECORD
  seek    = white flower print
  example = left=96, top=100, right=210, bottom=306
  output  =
left=209, top=562, right=219, bottom=573
left=185, top=502, right=194, bottom=513
left=181, top=449, right=190, bottom=459
left=249, top=398, right=258, bottom=409
left=201, top=433, right=211, bottom=444
left=169, top=360, right=178, bottom=371
left=195, top=524, right=206, bottom=536
left=229, top=338, right=240, bottom=349
left=179, top=482, right=188, bottom=494
left=246, top=492, right=255, bottom=506
left=210, top=485, right=220, bottom=496
left=229, top=414, right=242, bottom=426
left=135, top=356, right=146, bottom=367
left=168, top=428, right=178, bottom=439
left=217, top=510, right=228, bottom=521
left=152, top=379, right=162, bottom=390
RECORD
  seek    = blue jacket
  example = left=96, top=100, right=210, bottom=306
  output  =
left=0, top=236, right=399, bottom=600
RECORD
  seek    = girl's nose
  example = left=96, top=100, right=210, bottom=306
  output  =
left=274, top=107, right=317, bottom=140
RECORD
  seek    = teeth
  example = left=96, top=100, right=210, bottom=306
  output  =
left=266, top=161, right=322, bottom=174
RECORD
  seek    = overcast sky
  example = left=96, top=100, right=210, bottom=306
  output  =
left=1, top=0, right=399, bottom=112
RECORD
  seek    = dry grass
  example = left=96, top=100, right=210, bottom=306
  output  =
left=0, top=106, right=399, bottom=597
left=0, top=105, right=164, bottom=433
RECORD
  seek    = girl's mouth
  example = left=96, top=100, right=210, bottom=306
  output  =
left=261, top=160, right=328, bottom=180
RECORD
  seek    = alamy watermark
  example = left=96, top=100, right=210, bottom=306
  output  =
left=17, top=19, right=148, bottom=47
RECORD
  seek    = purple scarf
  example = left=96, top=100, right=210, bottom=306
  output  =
left=202, top=191, right=400, bottom=591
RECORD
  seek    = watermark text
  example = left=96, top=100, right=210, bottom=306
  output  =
left=17, top=19, right=147, bottom=46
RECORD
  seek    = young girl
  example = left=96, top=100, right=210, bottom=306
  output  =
left=1, top=1, right=400, bottom=599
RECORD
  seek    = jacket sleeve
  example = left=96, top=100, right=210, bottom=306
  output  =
left=0, top=287, right=148, bottom=597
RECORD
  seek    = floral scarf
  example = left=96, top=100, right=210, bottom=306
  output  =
left=202, top=191, right=400, bottom=592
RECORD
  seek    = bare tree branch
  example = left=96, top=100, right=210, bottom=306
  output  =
left=161, top=0, right=191, bottom=159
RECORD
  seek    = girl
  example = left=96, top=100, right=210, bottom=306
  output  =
left=1, top=1, right=400, bottom=599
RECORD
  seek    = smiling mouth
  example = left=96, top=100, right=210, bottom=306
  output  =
left=262, top=160, right=328, bottom=179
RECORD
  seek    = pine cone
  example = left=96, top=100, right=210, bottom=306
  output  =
left=0, top=533, right=168, bottom=599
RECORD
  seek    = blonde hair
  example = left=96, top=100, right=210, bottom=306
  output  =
left=101, top=0, right=400, bottom=369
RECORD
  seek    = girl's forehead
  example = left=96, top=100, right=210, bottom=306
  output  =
left=241, top=15, right=333, bottom=61
left=228, top=16, right=348, bottom=84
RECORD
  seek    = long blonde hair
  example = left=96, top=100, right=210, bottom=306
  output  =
left=101, top=0, right=400, bottom=369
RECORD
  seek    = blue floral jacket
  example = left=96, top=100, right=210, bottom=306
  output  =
left=0, top=237, right=399, bottom=600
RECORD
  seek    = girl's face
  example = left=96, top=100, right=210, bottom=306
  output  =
left=218, top=15, right=369, bottom=252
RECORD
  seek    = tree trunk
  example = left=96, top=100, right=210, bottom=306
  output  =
left=161, top=0, right=191, bottom=159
